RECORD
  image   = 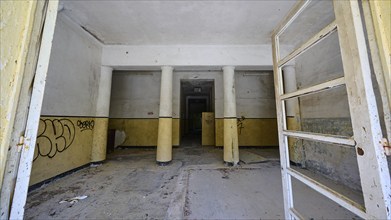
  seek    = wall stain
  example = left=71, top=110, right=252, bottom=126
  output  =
left=301, top=117, right=361, bottom=190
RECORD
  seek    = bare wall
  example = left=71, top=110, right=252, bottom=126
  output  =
left=109, top=70, right=278, bottom=147
left=40, top=14, right=102, bottom=117
left=31, top=13, right=103, bottom=185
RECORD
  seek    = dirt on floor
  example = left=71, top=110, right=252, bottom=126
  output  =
left=25, top=146, right=362, bottom=219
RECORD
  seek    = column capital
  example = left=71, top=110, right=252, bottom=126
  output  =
left=101, top=66, right=113, bottom=72
left=222, top=66, right=235, bottom=71
left=161, top=66, right=174, bottom=71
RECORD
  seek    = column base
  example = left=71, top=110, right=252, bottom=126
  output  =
left=91, top=118, right=109, bottom=162
left=157, top=117, right=173, bottom=162
left=224, top=161, right=235, bottom=166
left=224, top=161, right=240, bottom=166
left=157, top=161, right=171, bottom=166
left=223, top=118, right=239, bottom=164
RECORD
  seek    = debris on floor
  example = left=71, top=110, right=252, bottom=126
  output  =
left=59, top=195, right=88, bottom=205
left=114, top=130, right=126, bottom=147
left=90, top=163, right=101, bottom=168
left=25, top=147, right=362, bottom=219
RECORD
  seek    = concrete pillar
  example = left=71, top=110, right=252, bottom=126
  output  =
left=282, top=65, right=304, bottom=165
left=91, top=66, right=113, bottom=163
left=283, top=65, right=299, bottom=117
left=223, top=66, right=239, bottom=165
left=156, top=66, right=173, bottom=165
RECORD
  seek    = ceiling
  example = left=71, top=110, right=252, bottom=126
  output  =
left=60, top=0, right=297, bottom=45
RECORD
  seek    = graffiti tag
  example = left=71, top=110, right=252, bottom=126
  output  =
left=237, top=116, right=246, bottom=135
left=34, top=119, right=76, bottom=161
left=77, top=120, right=94, bottom=132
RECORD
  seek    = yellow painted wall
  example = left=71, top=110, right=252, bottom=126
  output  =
left=30, top=117, right=101, bottom=185
left=371, top=0, right=391, bottom=53
left=0, top=0, right=38, bottom=188
left=215, top=118, right=279, bottom=147
left=108, top=118, right=180, bottom=146
left=238, top=119, right=279, bottom=146
left=91, top=118, right=109, bottom=162
left=370, top=0, right=391, bottom=105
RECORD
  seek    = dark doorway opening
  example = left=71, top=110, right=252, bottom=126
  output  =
left=187, top=98, right=207, bottom=135
left=180, top=79, right=214, bottom=147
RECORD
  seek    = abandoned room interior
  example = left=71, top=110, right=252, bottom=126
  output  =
left=1, top=0, right=390, bottom=219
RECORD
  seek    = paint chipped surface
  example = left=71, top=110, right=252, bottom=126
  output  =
left=301, top=118, right=362, bottom=191
left=0, top=0, right=36, bottom=189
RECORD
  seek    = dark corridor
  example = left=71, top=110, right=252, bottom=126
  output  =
left=180, top=79, right=214, bottom=146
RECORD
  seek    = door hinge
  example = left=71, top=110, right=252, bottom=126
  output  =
left=17, top=136, right=25, bottom=152
left=381, top=138, right=391, bottom=156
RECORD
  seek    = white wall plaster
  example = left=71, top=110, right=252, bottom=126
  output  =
left=41, top=13, right=103, bottom=116
left=102, top=45, right=277, bottom=69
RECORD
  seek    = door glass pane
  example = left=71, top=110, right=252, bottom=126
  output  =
left=284, top=85, right=353, bottom=137
left=292, top=176, right=363, bottom=219
left=282, top=31, right=343, bottom=94
left=279, top=0, right=335, bottom=59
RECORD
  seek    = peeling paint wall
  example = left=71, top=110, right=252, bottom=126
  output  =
left=372, top=0, right=390, bottom=50
left=30, top=13, right=103, bottom=185
left=0, top=0, right=37, bottom=188
left=369, top=0, right=390, bottom=105
left=370, top=0, right=391, bottom=183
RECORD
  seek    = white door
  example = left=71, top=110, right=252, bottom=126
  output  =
left=8, top=1, right=59, bottom=219
left=272, top=0, right=390, bottom=219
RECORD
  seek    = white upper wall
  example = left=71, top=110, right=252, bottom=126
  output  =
left=41, top=13, right=103, bottom=116
left=102, top=45, right=277, bottom=69
left=110, top=70, right=276, bottom=119
left=235, top=72, right=276, bottom=118
left=110, top=72, right=161, bottom=119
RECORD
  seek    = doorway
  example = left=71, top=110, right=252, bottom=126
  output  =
left=180, top=79, right=214, bottom=146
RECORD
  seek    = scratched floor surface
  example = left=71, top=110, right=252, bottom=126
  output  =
left=25, top=140, right=363, bottom=219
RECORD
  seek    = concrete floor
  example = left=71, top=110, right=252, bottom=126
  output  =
left=25, top=139, right=362, bottom=219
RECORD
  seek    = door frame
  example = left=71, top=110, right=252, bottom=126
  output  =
left=272, top=0, right=390, bottom=219
left=4, top=1, right=60, bottom=219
